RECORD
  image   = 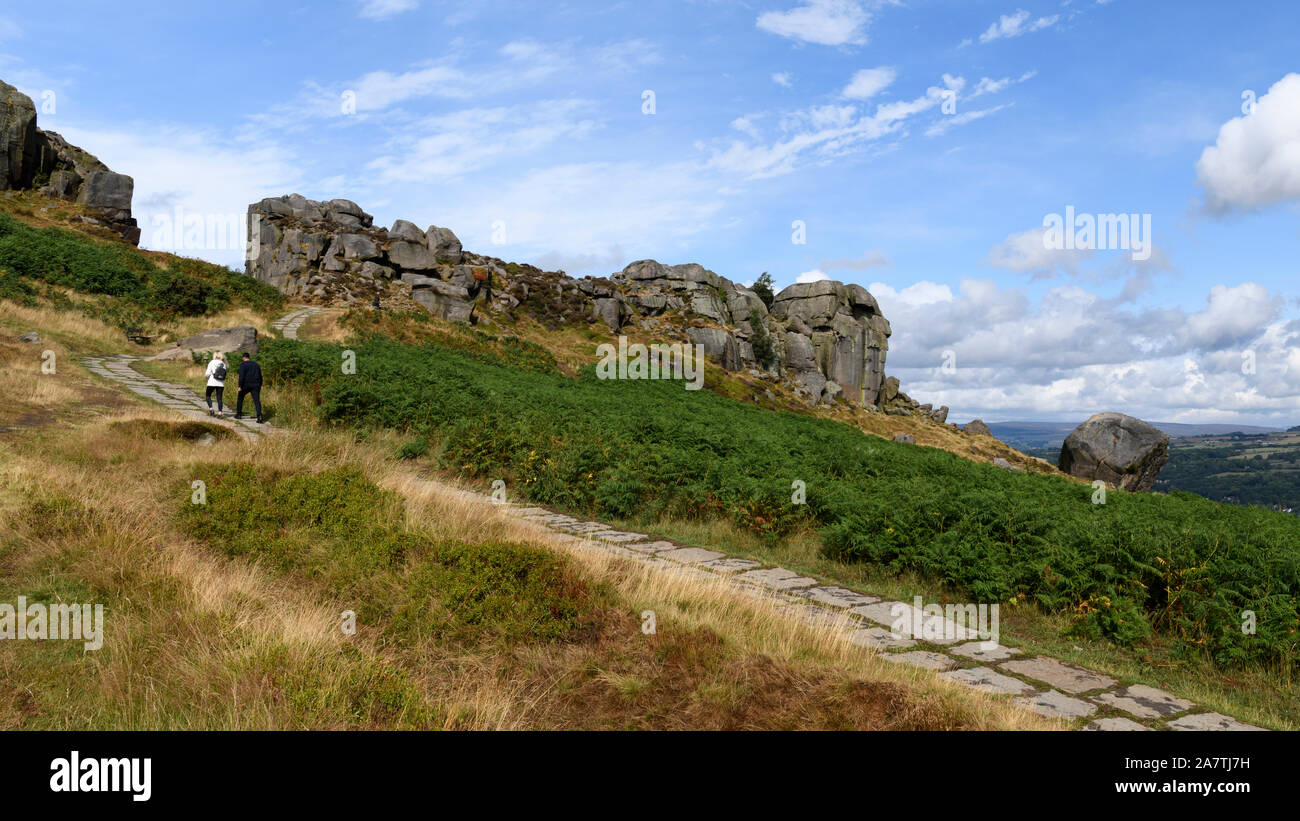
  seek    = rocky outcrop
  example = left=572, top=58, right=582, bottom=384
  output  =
left=1, top=79, right=140, bottom=244
left=150, top=326, right=258, bottom=361
left=245, top=193, right=945, bottom=417
left=247, top=194, right=488, bottom=317
left=1058, top=412, right=1170, bottom=491
left=964, top=419, right=993, bottom=437
left=770, top=280, right=890, bottom=406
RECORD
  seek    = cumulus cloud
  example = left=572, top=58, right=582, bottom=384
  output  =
left=985, top=226, right=1092, bottom=276
left=756, top=0, right=874, bottom=46
left=865, top=276, right=1296, bottom=424
left=977, top=10, right=1059, bottom=43
left=771, top=72, right=793, bottom=87
left=796, top=269, right=829, bottom=283
left=1196, top=73, right=1300, bottom=213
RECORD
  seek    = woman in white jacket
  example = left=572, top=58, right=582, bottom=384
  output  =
left=204, top=352, right=229, bottom=417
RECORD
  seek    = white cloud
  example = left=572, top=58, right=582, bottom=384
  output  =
left=706, top=76, right=960, bottom=179
left=58, top=125, right=302, bottom=268
left=868, top=277, right=1296, bottom=423
left=757, top=0, right=873, bottom=46
left=925, top=103, right=1011, bottom=137
left=842, top=66, right=895, bottom=100
left=1196, top=72, right=1300, bottom=213
left=366, top=100, right=599, bottom=183
left=771, top=72, right=793, bottom=87
left=977, top=10, right=1059, bottom=43
left=1182, top=283, right=1282, bottom=350
left=796, top=269, right=829, bottom=283
left=986, top=226, right=1091, bottom=276
left=257, top=46, right=570, bottom=124
left=358, top=0, right=418, bottom=20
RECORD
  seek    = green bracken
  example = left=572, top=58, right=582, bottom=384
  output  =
left=256, top=336, right=1300, bottom=671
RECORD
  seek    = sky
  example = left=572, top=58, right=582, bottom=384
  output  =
left=2, top=0, right=1298, bottom=425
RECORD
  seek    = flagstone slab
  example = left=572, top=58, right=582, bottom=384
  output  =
left=1014, top=689, right=1098, bottom=720
left=939, top=666, right=1037, bottom=696
left=880, top=651, right=957, bottom=671
left=623, top=540, right=679, bottom=554
left=848, top=601, right=979, bottom=645
left=657, top=547, right=726, bottom=564
left=844, top=626, right=915, bottom=651
left=799, top=586, right=881, bottom=609
left=950, top=641, right=1022, bottom=663
left=699, top=557, right=763, bottom=573
left=1165, top=712, right=1264, bottom=731
left=737, top=567, right=819, bottom=591
left=1092, top=685, right=1194, bottom=719
left=1000, top=657, right=1116, bottom=694
left=1084, top=717, right=1152, bottom=731
left=589, top=530, right=648, bottom=543
left=780, top=603, right=851, bottom=629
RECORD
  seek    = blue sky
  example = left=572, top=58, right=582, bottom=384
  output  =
left=3, top=0, right=1298, bottom=424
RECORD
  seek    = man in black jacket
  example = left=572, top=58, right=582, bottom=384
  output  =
left=234, top=352, right=264, bottom=423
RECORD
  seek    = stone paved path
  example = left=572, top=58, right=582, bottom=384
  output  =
left=270, top=305, right=322, bottom=340
left=475, top=495, right=1267, bottom=732
left=78, top=305, right=322, bottom=440
left=81, top=354, right=273, bottom=441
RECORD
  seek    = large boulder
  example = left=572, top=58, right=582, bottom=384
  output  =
left=1058, top=412, right=1170, bottom=491
left=964, top=419, right=993, bottom=437
left=156, top=326, right=259, bottom=359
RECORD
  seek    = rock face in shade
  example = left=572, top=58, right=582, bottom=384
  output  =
left=964, top=419, right=994, bottom=437
left=0, top=79, right=140, bottom=244
left=1058, top=412, right=1170, bottom=491
left=246, top=192, right=946, bottom=417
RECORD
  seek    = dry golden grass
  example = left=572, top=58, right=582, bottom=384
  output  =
left=0, top=298, right=1058, bottom=730
left=293, top=308, right=349, bottom=343
left=0, top=402, right=1054, bottom=730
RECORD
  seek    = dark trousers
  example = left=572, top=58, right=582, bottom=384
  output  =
left=205, top=386, right=224, bottom=411
left=237, top=387, right=262, bottom=419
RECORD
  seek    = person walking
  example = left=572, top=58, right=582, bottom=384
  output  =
left=204, top=352, right=228, bottom=417
left=234, top=351, right=264, bottom=423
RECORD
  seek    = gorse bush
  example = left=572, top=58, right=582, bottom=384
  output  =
left=0, top=212, right=284, bottom=323
left=257, top=337, right=1300, bottom=671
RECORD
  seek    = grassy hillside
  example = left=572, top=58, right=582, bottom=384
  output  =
left=0, top=301, right=1046, bottom=729
left=0, top=193, right=284, bottom=334
left=257, top=333, right=1300, bottom=674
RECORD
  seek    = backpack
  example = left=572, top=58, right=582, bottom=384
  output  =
left=213, top=361, right=227, bottom=380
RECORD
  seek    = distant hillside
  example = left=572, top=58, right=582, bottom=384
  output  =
left=986, top=420, right=1286, bottom=450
